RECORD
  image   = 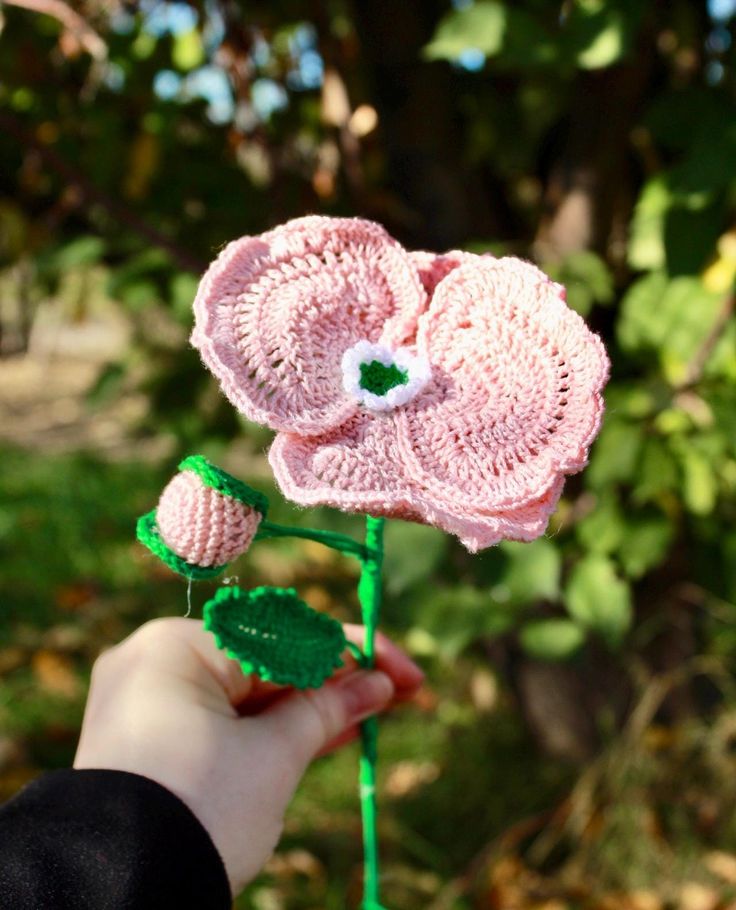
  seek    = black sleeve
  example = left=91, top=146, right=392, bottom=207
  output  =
left=0, top=768, right=232, bottom=910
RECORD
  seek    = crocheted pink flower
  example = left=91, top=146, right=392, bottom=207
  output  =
left=191, top=216, right=608, bottom=552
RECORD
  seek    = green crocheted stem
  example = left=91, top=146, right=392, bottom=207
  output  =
left=358, top=516, right=385, bottom=909
left=178, top=454, right=269, bottom=517
left=256, top=519, right=372, bottom=561
left=346, top=640, right=366, bottom=665
left=254, top=512, right=386, bottom=906
left=136, top=510, right=226, bottom=580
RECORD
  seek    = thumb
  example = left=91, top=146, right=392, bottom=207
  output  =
left=258, top=669, right=394, bottom=772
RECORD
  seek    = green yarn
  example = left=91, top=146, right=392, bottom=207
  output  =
left=357, top=516, right=385, bottom=909
left=179, top=454, right=269, bottom=517
left=256, top=519, right=371, bottom=560
left=136, top=510, right=226, bottom=580
left=359, top=360, right=408, bottom=396
left=203, top=585, right=347, bottom=689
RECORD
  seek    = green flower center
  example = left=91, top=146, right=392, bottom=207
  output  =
left=359, top=359, right=409, bottom=396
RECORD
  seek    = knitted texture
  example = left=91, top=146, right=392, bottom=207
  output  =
left=156, top=470, right=261, bottom=567
left=191, top=216, right=609, bottom=552
left=136, top=510, right=226, bottom=580
left=178, top=454, right=269, bottom=517
left=203, top=585, right=346, bottom=689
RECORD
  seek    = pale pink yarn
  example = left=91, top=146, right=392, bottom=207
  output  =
left=191, top=216, right=609, bottom=552
left=156, top=470, right=261, bottom=567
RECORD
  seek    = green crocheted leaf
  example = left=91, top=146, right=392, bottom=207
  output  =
left=203, top=586, right=346, bottom=689
left=178, top=454, right=269, bottom=517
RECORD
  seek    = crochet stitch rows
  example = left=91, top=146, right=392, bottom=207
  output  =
left=191, top=216, right=609, bottom=552
left=156, top=469, right=261, bottom=568
left=203, top=585, right=347, bottom=689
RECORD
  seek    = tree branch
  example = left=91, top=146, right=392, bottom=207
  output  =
left=3, top=0, right=107, bottom=59
left=678, top=291, right=735, bottom=390
left=0, top=109, right=207, bottom=274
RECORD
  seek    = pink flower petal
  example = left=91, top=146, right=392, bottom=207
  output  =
left=269, top=413, right=420, bottom=518
left=428, top=476, right=565, bottom=552
left=192, top=216, right=427, bottom=436
left=410, top=250, right=487, bottom=295
left=270, top=416, right=566, bottom=552
left=397, top=257, right=609, bottom=511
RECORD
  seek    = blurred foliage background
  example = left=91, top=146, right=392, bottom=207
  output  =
left=1, top=0, right=736, bottom=908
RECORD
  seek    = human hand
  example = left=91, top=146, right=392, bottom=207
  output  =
left=74, top=617, right=424, bottom=894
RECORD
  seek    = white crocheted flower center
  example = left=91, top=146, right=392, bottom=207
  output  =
left=341, top=340, right=431, bottom=413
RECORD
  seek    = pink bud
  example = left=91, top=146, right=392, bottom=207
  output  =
left=156, top=470, right=261, bottom=568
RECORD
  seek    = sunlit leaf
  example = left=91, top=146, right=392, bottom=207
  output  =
left=563, top=0, right=644, bottom=70
left=618, top=510, right=674, bottom=578
left=628, top=178, right=670, bottom=271
left=424, top=1, right=555, bottom=68
left=498, top=538, right=561, bottom=605
left=47, top=237, right=105, bottom=269
left=545, top=250, right=614, bottom=316
left=410, top=584, right=515, bottom=659
left=587, top=416, right=643, bottom=488
left=173, top=29, right=205, bottom=71
left=423, top=1, right=507, bottom=61
left=604, top=382, right=658, bottom=420
left=675, top=445, right=718, bottom=516
left=383, top=521, right=447, bottom=596
left=633, top=437, right=679, bottom=503
left=576, top=491, right=625, bottom=554
left=520, top=618, right=586, bottom=661
left=565, top=555, right=633, bottom=647
left=169, top=272, right=199, bottom=321
left=618, top=273, right=723, bottom=383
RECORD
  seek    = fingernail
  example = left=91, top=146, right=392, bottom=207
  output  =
left=339, top=670, right=394, bottom=721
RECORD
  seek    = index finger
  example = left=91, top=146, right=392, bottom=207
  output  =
left=136, top=617, right=423, bottom=712
left=340, top=624, right=424, bottom=700
left=237, top=624, right=424, bottom=715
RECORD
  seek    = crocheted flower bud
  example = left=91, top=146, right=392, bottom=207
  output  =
left=156, top=470, right=261, bottom=568
left=137, top=455, right=269, bottom=578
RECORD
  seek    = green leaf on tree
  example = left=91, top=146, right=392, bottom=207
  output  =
left=676, top=444, right=718, bottom=516
left=423, top=1, right=555, bottom=68
left=627, top=180, right=671, bottom=271
left=576, top=491, right=625, bottom=555
left=408, top=584, right=515, bottom=659
left=633, top=437, right=679, bottom=503
left=383, top=521, right=447, bottom=596
left=648, top=278, right=722, bottom=384
left=587, top=416, right=643, bottom=488
left=173, top=29, right=205, bottom=71
left=563, top=1, right=643, bottom=71
left=564, top=555, right=632, bottom=648
left=618, top=510, right=674, bottom=578
left=423, top=1, right=507, bottom=61
left=499, top=538, right=561, bottom=605
left=520, top=619, right=586, bottom=662
left=203, top=586, right=347, bottom=689
left=545, top=250, right=614, bottom=316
